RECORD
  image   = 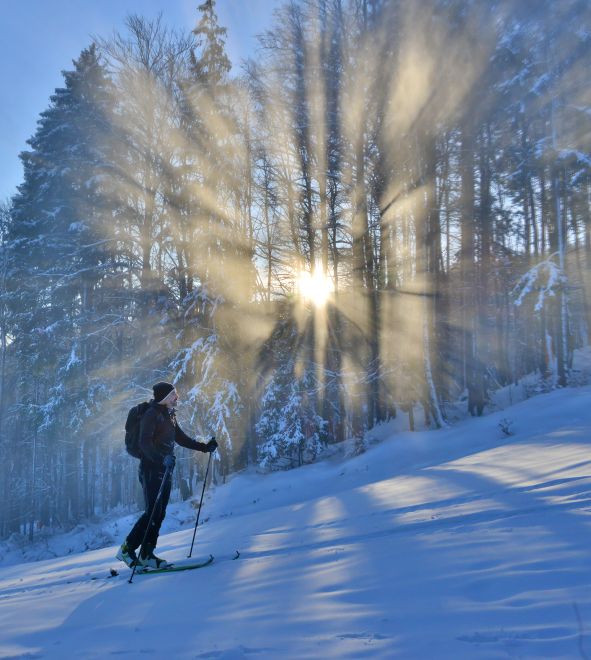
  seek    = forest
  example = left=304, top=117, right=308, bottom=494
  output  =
left=1, top=0, right=590, bottom=540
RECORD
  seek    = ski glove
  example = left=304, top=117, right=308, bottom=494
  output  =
left=206, top=438, right=218, bottom=453
left=163, top=454, right=176, bottom=469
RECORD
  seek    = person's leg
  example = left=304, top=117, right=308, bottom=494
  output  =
left=126, top=466, right=162, bottom=551
left=117, top=466, right=152, bottom=565
left=145, top=473, right=172, bottom=549
left=148, top=478, right=171, bottom=547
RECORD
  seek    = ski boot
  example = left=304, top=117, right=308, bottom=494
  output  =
left=138, top=544, right=170, bottom=569
left=116, top=541, right=139, bottom=567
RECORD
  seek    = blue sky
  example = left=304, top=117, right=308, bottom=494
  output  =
left=0, top=0, right=281, bottom=201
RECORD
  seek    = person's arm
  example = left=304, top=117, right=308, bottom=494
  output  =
left=174, top=423, right=209, bottom=452
left=175, top=424, right=217, bottom=453
left=139, top=409, right=164, bottom=463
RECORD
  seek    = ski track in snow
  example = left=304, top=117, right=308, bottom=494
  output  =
left=1, top=387, right=591, bottom=658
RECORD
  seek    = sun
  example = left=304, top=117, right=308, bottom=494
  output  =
left=297, top=268, right=334, bottom=307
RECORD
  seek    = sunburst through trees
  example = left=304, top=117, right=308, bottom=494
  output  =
left=1, top=0, right=590, bottom=538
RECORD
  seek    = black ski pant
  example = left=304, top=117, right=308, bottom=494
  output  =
left=126, top=463, right=171, bottom=552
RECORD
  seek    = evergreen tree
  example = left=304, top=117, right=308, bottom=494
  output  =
left=191, top=0, right=231, bottom=87
left=172, top=0, right=245, bottom=478
left=256, top=309, right=325, bottom=469
left=5, top=44, right=118, bottom=529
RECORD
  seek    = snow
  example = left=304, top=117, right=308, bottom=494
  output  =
left=63, top=344, right=81, bottom=372
left=1, top=386, right=591, bottom=658
left=513, top=256, right=566, bottom=313
left=559, top=149, right=591, bottom=168
left=530, top=72, right=550, bottom=96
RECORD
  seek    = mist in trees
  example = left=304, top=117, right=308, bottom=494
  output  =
left=1, top=0, right=590, bottom=540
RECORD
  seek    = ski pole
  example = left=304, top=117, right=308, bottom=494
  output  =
left=129, top=464, right=172, bottom=584
left=188, top=450, right=213, bottom=558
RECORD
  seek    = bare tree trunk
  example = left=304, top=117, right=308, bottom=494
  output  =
left=460, top=127, right=477, bottom=414
left=550, top=171, right=569, bottom=385
left=412, top=131, right=445, bottom=428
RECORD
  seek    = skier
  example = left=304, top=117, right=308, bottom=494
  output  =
left=117, top=382, right=217, bottom=568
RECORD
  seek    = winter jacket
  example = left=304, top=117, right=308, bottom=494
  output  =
left=139, top=401, right=209, bottom=467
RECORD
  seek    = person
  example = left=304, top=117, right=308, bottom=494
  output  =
left=117, top=381, right=217, bottom=568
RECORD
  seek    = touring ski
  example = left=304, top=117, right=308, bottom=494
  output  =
left=110, top=550, right=241, bottom=580
left=137, top=554, right=214, bottom=574
left=135, top=550, right=240, bottom=576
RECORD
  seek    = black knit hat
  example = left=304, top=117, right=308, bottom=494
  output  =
left=153, top=381, right=175, bottom=403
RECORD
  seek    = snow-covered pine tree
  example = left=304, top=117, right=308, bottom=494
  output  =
left=513, top=256, right=570, bottom=385
left=171, top=288, right=242, bottom=482
left=169, top=0, right=251, bottom=481
left=256, top=310, right=325, bottom=470
left=5, top=44, right=118, bottom=531
left=256, top=362, right=326, bottom=470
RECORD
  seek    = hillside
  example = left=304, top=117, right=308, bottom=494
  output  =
left=1, top=386, right=591, bottom=658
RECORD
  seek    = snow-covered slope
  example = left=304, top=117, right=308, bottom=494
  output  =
left=1, top=387, right=591, bottom=658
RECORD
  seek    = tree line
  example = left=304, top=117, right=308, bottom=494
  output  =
left=1, top=0, right=590, bottom=540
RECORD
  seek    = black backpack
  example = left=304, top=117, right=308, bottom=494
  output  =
left=124, top=402, right=150, bottom=458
